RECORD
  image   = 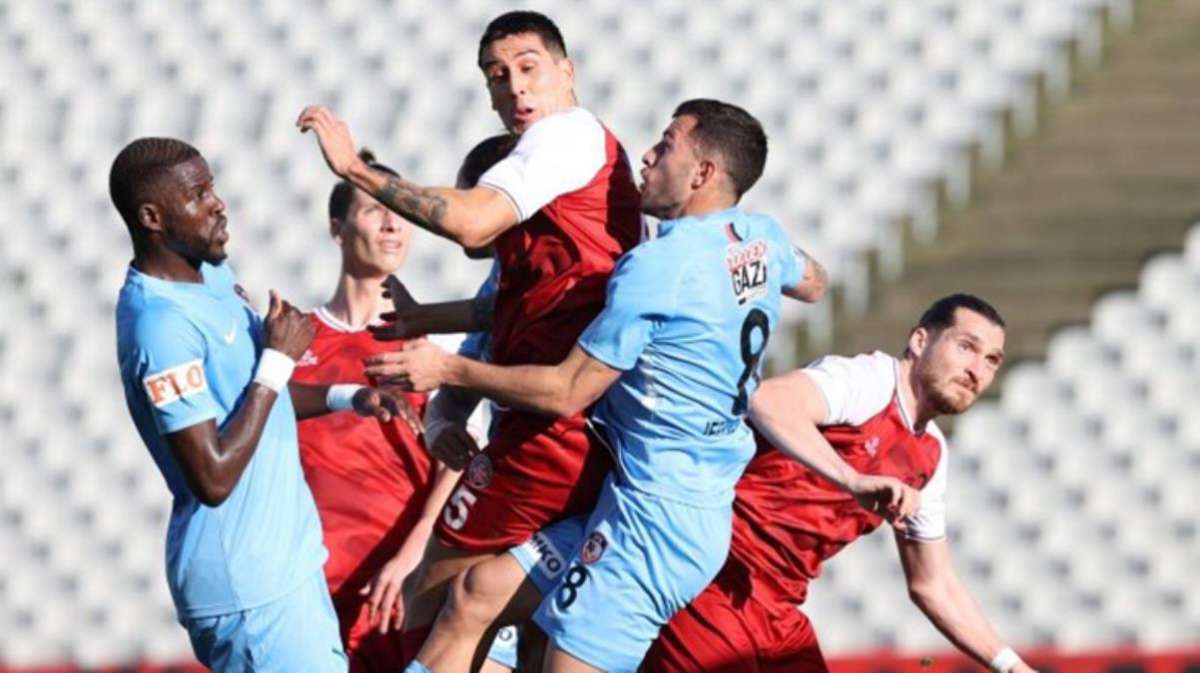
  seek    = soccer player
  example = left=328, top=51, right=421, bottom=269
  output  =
left=112, top=138, right=409, bottom=672
left=298, top=11, right=642, bottom=664
left=642, top=294, right=1039, bottom=673
left=291, top=148, right=444, bottom=671
left=369, top=100, right=912, bottom=673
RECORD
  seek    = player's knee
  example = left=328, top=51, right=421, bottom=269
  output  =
left=443, top=567, right=506, bottom=630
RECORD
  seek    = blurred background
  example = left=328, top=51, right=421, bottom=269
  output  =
left=1, top=0, right=1198, bottom=670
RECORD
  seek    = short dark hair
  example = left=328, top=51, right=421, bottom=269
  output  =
left=478, top=11, right=567, bottom=68
left=456, top=133, right=518, bottom=189
left=917, top=293, right=1006, bottom=333
left=109, top=137, right=201, bottom=227
left=328, top=149, right=399, bottom=221
left=672, top=99, right=768, bottom=199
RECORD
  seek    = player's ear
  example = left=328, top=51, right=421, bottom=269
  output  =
left=558, top=56, right=575, bottom=85
left=137, top=203, right=165, bottom=234
left=908, top=326, right=930, bottom=359
left=693, top=158, right=718, bottom=191
left=330, top=218, right=345, bottom=244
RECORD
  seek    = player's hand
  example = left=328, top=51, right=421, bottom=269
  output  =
left=264, top=289, right=315, bottom=360
left=352, top=386, right=423, bottom=434
left=368, top=275, right=425, bottom=341
left=296, top=105, right=364, bottom=178
left=359, top=546, right=422, bottom=634
left=425, top=421, right=480, bottom=471
left=847, top=474, right=921, bottom=531
left=363, top=340, right=451, bottom=392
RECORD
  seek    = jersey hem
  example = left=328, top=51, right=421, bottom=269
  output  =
left=173, top=559, right=327, bottom=620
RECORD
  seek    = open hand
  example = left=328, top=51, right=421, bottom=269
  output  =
left=363, top=340, right=451, bottom=392
left=368, top=275, right=424, bottom=341
left=297, top=105, right=364, bottom=178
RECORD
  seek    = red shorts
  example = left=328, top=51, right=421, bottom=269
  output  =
left=434, top=412, right=611, bottom=552
left=643, top=572, right=828, bottom=673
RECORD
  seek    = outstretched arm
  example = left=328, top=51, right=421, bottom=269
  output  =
left=369, top=277, right=493, bottom=341
left=365, top=342, right=620, bottom=418
left=298, top=106, right=519, bottom=249
left=896, top=535, right=1038, bottom=673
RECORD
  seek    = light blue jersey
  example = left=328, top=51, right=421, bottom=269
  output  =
left=456, top=259, right=499, bottom=362
left=116, top=262, right=327, bottom=620
left=510, top=207, right=805, bottom=672
left=578, top=207, right=804, bottom=504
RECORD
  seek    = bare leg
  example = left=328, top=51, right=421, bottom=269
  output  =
left=418, top=552, right=543, bottom=673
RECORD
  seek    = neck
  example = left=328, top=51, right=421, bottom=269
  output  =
left=896, top=356, right=936, bottom=432
left=673, top=190, right=737, bottom=220
left=324, top=270, right=390, bottom=329
left=133, top=243, right=204, bottom=283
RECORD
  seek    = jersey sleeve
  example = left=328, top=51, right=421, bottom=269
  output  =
left=771, top=222, right=806, bottom=290
left=802, top=353, right=896, bottom=426
left=130, top=305, right=220, bottom=434
left=577, top=247, right=677, bottom=371
left=477, top=108, right=606, bottom=221
left=902, top=441, right=949, bottom=542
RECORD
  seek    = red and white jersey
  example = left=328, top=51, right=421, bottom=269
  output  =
left=730, top=351, right=948, bottom=605
left=478, top=106, right=642, bottom=367
left=292, top=307, right=432, bottom=595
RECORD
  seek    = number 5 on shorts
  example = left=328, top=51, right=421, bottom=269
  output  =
left=443, top=486, right=478, bottom=531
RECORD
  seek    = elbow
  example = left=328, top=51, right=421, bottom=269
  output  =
left=195, top=482, right=232, bottom=507
left=455, top=227, right=495, bottom=251
left=907, top=579, right=939, bottom=610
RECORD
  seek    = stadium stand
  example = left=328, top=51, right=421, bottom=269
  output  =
left=1, top=0, right=1196, bottom=669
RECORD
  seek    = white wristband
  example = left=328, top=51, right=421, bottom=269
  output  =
left=989, top=647, right=1022, bottom=673
left=326, top=384, right=365, bottom=412
left=253, top=349, right=295, bottom=393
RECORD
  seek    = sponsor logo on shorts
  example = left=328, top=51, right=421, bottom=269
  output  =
left=142, top=359, right=207, bottom=408
left=580, top=531, right=607, bottom=565
left=526, top=532, right=566, bottom=577
left=466, top=453, right=493, bottom=490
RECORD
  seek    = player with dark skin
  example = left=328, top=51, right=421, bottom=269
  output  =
left=127, top=151, right=416, bottom=506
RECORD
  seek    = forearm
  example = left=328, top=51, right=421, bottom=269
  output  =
left=173, top=384, right=278, bottom=505
left=345, top=163, right=497, bottom=248
left=748, top=403, right=864, bottom=487
left=443, top=355, right=573, bottom=417
left=404, top=299, right=493, bottom=336
left=288, top=382, right=332, bottom=420
left=912, top=574, right=1009, bottom=668
left=786, top=250, right=829, bottom=303
left=414, top=462, right=462, bottom=533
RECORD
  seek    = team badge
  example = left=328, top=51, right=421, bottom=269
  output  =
left=580, top=531, right=608, bottom=564
left=726, top=239, right=769, bottom=305
left=466, top=453, right=493, bottom=490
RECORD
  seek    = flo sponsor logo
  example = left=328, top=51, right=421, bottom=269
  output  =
left=142, top=359, right=207, bottom=408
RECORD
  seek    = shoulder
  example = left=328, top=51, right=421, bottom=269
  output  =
left=128, top=297, right=198, bottom=341
left=527, top=107, right=603, bottom=139
left=805, top=351, right=895, bottom=384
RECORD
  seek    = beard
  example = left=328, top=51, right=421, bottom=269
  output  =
left=917, top=364, right=974, bottom=415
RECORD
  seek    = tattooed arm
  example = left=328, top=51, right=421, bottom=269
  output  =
left=297, top=105, right=520, bottom=248
left=784, top=248, right=828, bottom=303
